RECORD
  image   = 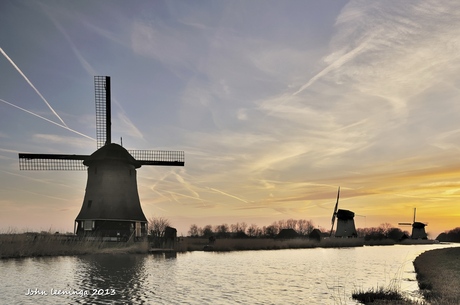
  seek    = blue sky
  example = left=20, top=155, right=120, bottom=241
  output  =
left=1, top=0, right=460, bottom=237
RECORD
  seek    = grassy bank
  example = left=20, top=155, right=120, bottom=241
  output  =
left=413, top=247, right=460, bottom=304
left=352, top=246, right=460, bottom=305
left=175, top=237, right=365, bottom=252
left=1, top=234, right=369, bottom=258
left=0, top=233, right=149, bottom=259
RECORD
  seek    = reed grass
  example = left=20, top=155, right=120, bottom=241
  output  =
left=352, top=286, right=407, bottom=304
left=0, top=233, right=149, bottom=259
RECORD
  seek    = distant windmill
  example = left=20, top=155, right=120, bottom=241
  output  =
left=330, top=187, right=357, bottom=238
left=398, top=208, right=427, bottom=239
left=18, top=76, right=185, bottom=241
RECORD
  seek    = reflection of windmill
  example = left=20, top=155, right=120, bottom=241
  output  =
left=330, top=187, right=357, bottom=238
left=398, top=208, right=427, bottom=239
left=18, top=76, right=185, bottom=241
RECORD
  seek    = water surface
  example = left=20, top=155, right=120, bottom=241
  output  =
left=1, top=244, right=456, bottom=304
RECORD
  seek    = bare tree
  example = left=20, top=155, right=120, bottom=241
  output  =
left=148, top=217, right=170, bottom=239
left=247, top=224, right=258, bottom=237
left=215, top=223, right=229, bottom=238
left=202, top=225, right=213, bottom=237
left=297, top=219, right=315, bottom=235
left=239, top=222, right=248, bottom=234
left=264, top=224, right=279, bottom=238
left=286, top=219, right=298, bottom=230
left=188, top=224, right=199, bottom=237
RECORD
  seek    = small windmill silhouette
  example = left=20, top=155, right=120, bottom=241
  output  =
left=18, top=76, right=185, bottom=241
left=398, top=208, right=427, bottom=239
left=330, top=187, right=357, bottom=238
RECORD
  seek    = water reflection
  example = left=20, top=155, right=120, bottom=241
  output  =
left=72, top=254, right=149, bottom=304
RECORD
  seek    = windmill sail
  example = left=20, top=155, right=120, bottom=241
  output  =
left=19, top=153, right=88, bottom=170
left=329, top=187, right=340, bottom=236
left=94, top=76, right=110, bottom=148
left=129, top=150, right=184, bottom=166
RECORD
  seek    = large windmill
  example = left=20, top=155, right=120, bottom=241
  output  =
left=330, top=187, right=357, bottom=238
left=18, top=76, right=185, bottom=241
left=398, top=208, right=427, bottom=239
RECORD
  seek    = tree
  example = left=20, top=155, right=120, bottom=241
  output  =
left=379, top=223, right=392, bottom=237
left=297, top=219, right=315, bottom=235
left=247, top=224, right=259, bottom=237
left=148, top=217, right=170, bottom=239
left=202, top=225, right=213, bottom=238
left=286, top=219, right=298, bottom=230
left=215, top=223, right=229, bottom=238
left=264, top=225, right=278, bottom=238
left=188, top=224, right=199, bottom=237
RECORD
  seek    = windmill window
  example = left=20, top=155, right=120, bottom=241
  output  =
left=84, top=220, right=94, bottom=231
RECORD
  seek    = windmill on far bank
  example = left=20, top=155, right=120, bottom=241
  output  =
left=398, top=208, right=427, bottom=239
left=330, top=187, right=357, bottom=238
left=18, top=76, right=185, bottom=241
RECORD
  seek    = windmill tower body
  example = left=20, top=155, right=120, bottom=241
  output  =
left=330, top=187, right=358, bottom=238
left=19, top=76, right=185, bottom=241
left=335, top=209, right=357, bottom=238
left=75, top=143, right=147, bottom=240
left=399, top=208, right=427, bottom=239
left=411, top=222, right=427, bottom=239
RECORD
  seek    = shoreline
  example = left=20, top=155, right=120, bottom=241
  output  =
left=0, top=233, right=440, bottom=259
left=413, top=246, right=460, bottom=304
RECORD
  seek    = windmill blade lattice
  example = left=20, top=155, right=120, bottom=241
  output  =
left=95, top=76, right=110, bottom=148
left=19, top=153, right=88, bottom=170
left=129, top=150, right=184, bottom=166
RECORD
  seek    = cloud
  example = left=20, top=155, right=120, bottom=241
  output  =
left=32, top=133, right=94, bottom=149
left=0, top=48, right=69, bottom=127
left=0, top=99, right=95, bottom=142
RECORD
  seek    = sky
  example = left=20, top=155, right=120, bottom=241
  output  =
left=1, top=0, right=460, bottom=238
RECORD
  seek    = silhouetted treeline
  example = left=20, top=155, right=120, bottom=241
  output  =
left=356, top=223, right=409, bottom=241
left=188, top=220, right=408, bottom=241
left=188, top=219, right=315, bottom=238
left=436, top=227, right=460, bottom=242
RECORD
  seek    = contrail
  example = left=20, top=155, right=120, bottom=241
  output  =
left=0, top=98, right=95, bottom=141
left=207, top=187, right=249, bottom=203
left=0, top=47, right=68, bottom=127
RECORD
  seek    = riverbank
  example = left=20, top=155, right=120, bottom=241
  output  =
left=0, top=234, right=365, bottom=258
left=0, top=233, right=439, bottom=259
left=413, top=246, right=460, bottom=304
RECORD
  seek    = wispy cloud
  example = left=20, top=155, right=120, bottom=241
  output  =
left=0, top=48, right=68, bottom=127
left=0, top=99, right=95, bottom=141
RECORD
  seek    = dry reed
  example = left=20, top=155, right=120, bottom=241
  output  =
left=0, top=233, right=149, bottom=259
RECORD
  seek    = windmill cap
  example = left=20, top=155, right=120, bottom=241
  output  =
left=336, top=209, right=355, bottom=220
left=413, top=222, right=426, bottom=229
left=83, top=143, right=141, bottom=168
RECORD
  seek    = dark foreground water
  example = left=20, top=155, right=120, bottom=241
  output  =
left=1, top=244, right=457, bottom=305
